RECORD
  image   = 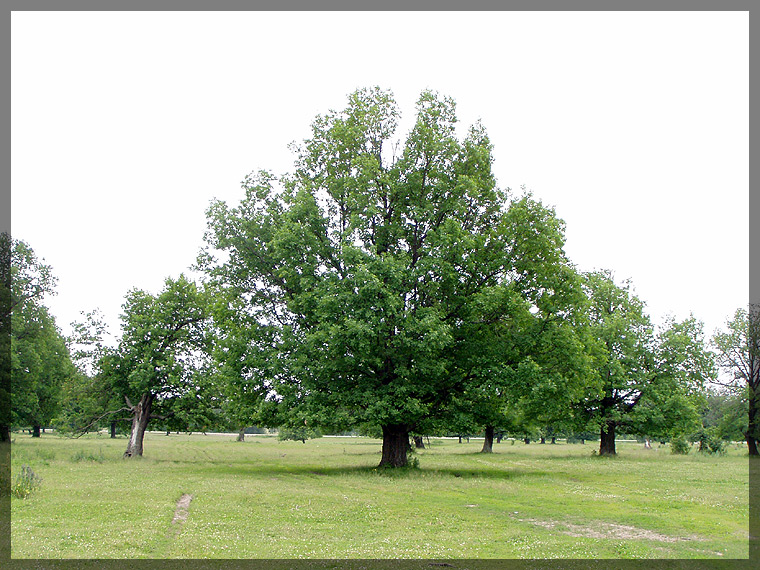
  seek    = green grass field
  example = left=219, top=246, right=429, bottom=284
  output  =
left=8, top=432, right=750, bottom=559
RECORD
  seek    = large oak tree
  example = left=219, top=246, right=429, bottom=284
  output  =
left=202, top=88, right=586, bottom=467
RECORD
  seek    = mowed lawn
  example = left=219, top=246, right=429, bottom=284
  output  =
left=8, top=432, right=750, bottom=559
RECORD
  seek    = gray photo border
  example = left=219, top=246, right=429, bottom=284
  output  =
left=4, top=3, right=754, bottom=570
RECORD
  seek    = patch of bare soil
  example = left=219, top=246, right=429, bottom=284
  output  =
left=169, top=493, right=193, bottom=537
left=517, top=516, right=700, bottom=543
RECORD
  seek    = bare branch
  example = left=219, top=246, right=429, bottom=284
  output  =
left=68, top=407, right=131, bottom=439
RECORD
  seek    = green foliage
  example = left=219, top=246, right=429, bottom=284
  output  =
left=574, top=270, right=654, bottom=451
left=100, top=275, right=213, bottom=456
left=201, top=88, right=600, bottom=467
left=354, top=422, right=382, bottom=439
left=9, top=238, right=75, bottom=433
left=575, top=274, right=715, bottom=455
left=12, top=465, right=42, bottom=499
left=56, top=309, right=128, bottom=436
left=711, top=305, right=760, bottom=453
left=701, top=388, right=747, bottom=442
left=277, top=425, right=322, bottom=443
left=670, top=436, right=692, bottom=455
left=696, top=428, right=728, bottom=456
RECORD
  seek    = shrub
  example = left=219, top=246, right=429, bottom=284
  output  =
left=670, top=436, right=692, bottom=455
left=71, top=448, right=105, bottom=463
left=697, top=430, right=728, bottom=456
left=277, top=425, right=322, bottom=443
left=12, top=465, right=42, bottom=499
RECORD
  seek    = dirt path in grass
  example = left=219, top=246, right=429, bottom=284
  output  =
left=168, top=494, right=193, bottom=538
left=516, top=516, right=701, bottom=543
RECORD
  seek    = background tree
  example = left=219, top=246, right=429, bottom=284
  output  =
left=629, top=315, right=715, bottom=444
left=200, top=274, right=282, bottom=442
left=700, top=387, right=747, bottom=443
left=1, top=233, right=11, bottom=442
left=711, top=305, right=760, bottom=455
left=9, top=237, right=74, bottom=438
left=11, top=303, right=73, bottom=437
left=576, top=271, right=655, bottom=455
left=202, top=88, right=574, bottom=467
left=102, top=275, right=210, bottom=457
left=56, top=310, right=129, bottom=438
left=578, top=273, right=716, bottom=456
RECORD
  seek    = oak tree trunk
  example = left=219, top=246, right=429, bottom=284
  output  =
left=413, top=435, right=425, bottom=449
left=110, top=421, right=117, bottom=439
left=237, top=428, right=246, bottom=442
left=551, top=437, right=556, bottom=444
left=599, top=421, right=616, bottom=456
left=0, top=425, right=9, bottom=442
left=481, top=425, right=494, bottom=453
left=32, top=425, right=41, bottom=438
left=379, top=424, right=409, bottom=468
left=124, top=393, right=153, bottom=458
left=540, top=437, right=546, bottom=444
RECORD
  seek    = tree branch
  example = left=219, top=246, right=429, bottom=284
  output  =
left=69, top=407, right=132, bottom=439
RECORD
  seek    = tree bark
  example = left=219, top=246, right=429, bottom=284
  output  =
left=110, top=421, right=117, bottom=439
left=32, top=425, right=41, bottom=438
left=551, top=437, right=556, bottom=444
left=413, top=435, right=425, bottom=449
left=599, top=421, right=616, bottom=456
left=481, top=425, right=494, bottom=453
left=747, top=393, right=759, bottom=456
left=540, top=437, right=546, bottom=444
left=379, top=424, right=409, bottom=468
left=237, top=428, right=246, bottom=442
left=0, top=425, right=10, bottom=442
left=524, top=437, right=530, bottom=445
left=124, top=393, right=153, bottom=458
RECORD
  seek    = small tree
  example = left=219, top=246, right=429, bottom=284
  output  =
left=711, top=305, right=760, bottom=456
left=57, top=310, right=129, bottom=437
left=101, top=275, right=210, bottom=458
left=577, top=271, right=654, bottom=455
left=277, top=424, right=322, bottom=444
left=576, top=274, right=714, bottom=456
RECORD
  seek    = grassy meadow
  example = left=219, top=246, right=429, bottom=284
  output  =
left=8, top=432, right=750, bottom=560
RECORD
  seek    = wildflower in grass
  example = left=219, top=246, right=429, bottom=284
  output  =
left=12, top=465, right=42, bottom=499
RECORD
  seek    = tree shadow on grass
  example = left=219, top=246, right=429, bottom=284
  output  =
left=203, top=462, right=547, bottom=481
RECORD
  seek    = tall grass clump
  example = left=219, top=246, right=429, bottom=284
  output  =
left=70, top=448, right=105, bottom=463
left=12, top=465, right=42, bottom=499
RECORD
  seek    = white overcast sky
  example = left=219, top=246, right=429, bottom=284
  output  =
left=11, top=11, right=749, bottom=344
